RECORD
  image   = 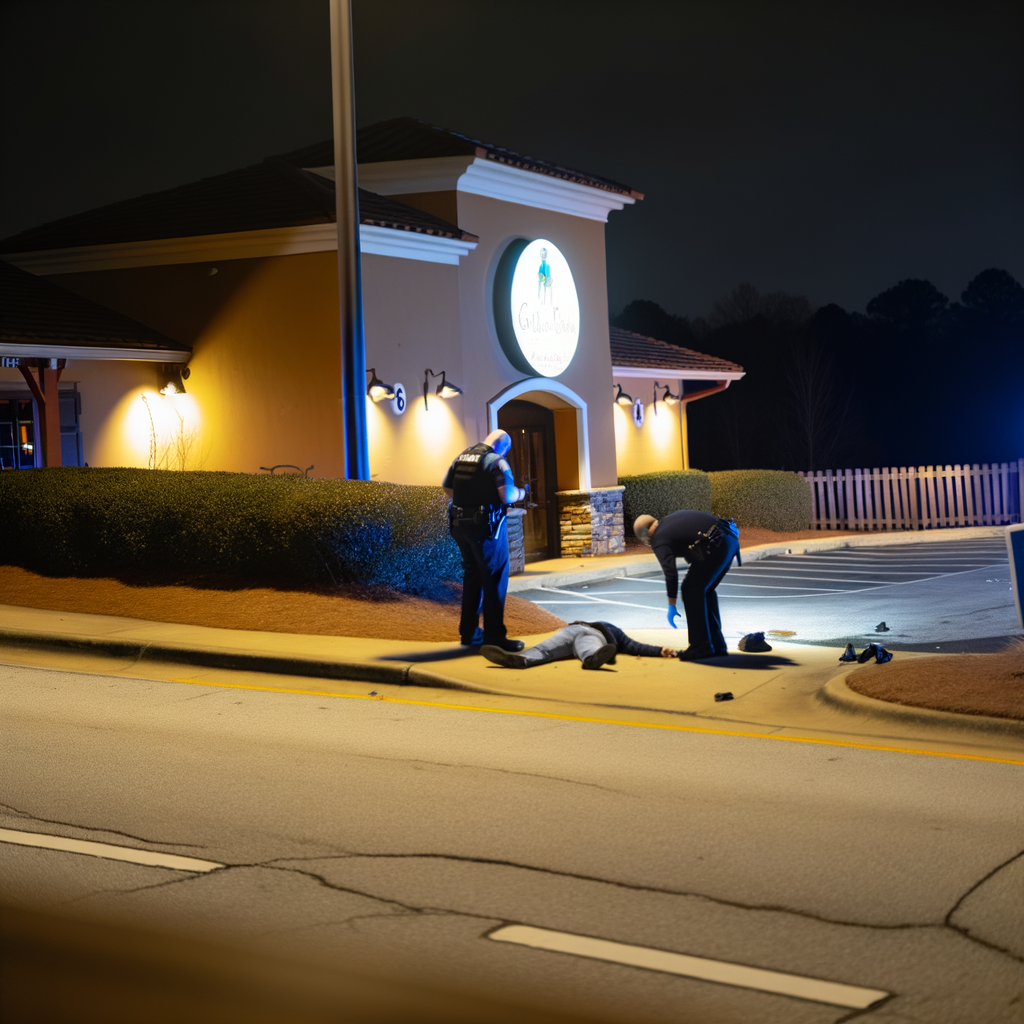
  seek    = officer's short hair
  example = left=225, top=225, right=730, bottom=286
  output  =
left=633, top=515, right=656, bottom=546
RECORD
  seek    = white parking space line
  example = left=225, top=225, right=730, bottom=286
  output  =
left=537, top=587, right=662, bottom=611
left=489, top=925, right=890, bottom=1009
left=0, top=827, right=224, bottom=872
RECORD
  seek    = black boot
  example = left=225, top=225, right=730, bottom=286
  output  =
left=484, top=637, right=525, bottom=652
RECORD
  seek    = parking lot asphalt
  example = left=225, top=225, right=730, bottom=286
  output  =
left=517, top=537, right=1020, bottom=653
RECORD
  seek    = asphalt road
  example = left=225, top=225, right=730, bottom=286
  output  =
left=2, top=660, right=1023, bottom=1023
left=519, top=538, right=1020, bottom=652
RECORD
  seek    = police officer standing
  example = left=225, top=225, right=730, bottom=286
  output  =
left=633, top=511, right=740, bottom=661
left=442, top=430, right=526, bottom=651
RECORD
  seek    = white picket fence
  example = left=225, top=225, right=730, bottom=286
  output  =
left=799, top=460, right=1024, bottom=531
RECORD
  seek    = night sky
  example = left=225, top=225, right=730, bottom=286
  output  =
left=2, top=1, right=1021, bottom=319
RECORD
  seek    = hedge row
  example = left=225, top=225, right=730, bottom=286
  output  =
left=708, top=470, right=812, bottom=531
left=0, top=468, right=462, bottom=595
left=619, top=468, right=811, bottom=532
left=619, top=470, right=713, bottom=532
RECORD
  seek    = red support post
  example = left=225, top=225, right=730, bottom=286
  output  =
left=18, top=359, right=65, bottom=467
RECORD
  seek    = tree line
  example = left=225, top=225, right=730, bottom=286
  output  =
left=612, top=270, right=1024, bottom=471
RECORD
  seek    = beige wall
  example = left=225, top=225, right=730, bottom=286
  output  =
left=612, top=375, right=686, bottom=476
left=46, top=254, right=348, bottom=477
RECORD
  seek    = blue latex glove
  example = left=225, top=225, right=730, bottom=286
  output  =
left=667, top=606, right=681, bottom=629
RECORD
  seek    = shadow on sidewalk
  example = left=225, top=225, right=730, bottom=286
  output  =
left=696, top=653, right=798, bottom=670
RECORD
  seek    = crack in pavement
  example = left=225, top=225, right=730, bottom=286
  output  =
left=0, top=799, right=205, bottom=848
left=333, top=749, right=633, bottom=796
left=943, top=846, right=1024, bottom=964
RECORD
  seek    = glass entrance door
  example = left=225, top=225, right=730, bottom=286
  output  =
left=498, top=400, right=559, bottom=561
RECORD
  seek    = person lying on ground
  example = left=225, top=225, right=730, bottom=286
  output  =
left=481, top=621, right=678, bottom=670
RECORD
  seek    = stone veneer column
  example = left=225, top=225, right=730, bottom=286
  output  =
left=556, top=486, right=626, bottom=557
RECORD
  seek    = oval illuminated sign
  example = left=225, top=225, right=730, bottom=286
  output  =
left=493, top=238, right=580, bottom=377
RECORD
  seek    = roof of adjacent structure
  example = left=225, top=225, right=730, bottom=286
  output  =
left=0, top=260, right=190, bottom=353
left=282, top=117, right=644, bottom=199
left=609, top=326, right=744, bottom=375
left=0, top=158, right=476, bottom=255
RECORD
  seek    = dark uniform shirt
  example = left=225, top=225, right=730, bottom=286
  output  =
left=650, top=510, right=722, bottom=599
left=442, top=443, right=516, bottom=509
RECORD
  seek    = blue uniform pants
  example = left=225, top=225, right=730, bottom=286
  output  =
left=451, top=515, right=509, bottom=642
left=681, top=532, right=739, bottom=654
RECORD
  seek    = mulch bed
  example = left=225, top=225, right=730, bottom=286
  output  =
left=847, top=642, right=1024, bottom=721
left=0, top=566, right=565, bottom=643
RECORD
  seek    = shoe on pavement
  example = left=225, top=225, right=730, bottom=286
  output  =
left=857, top=643, right=879, bottom=663
left=737, top=632, right=772, bottom=652
left=581, top=643, right=618, bottom=670
left=460, top=627, right=484, bottom=647
left=483, top=637, right=525, bottom=652
left=875, top=646, right=893, bottom=664
left=677, top=645, right=717, bottom=662
left=480, top=645, right=529, bottom=669
left=839, top=643, right=858, bottom=662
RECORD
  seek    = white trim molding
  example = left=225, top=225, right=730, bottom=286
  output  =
left=2, top=223, right=476, bottom=275
left=612, top=365, right=745, bottom=381
left=334, top=156, right=636, bottom=223
left=486, top=377, right=591, bottom=491
left=0, top=344, right=189, bottom=362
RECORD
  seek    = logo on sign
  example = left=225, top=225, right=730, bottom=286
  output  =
left=391, top=383, right=407, bottom=416
left=632, top=398, right=645, bottom=428
left=493, top=238, right=580, bottom=378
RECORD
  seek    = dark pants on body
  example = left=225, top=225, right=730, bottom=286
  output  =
left=681, top=532, right=739, bottom=654
left=451, top=515, right=509, bottom=643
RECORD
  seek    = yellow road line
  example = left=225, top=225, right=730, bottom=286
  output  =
left=168, top=677, right=1024, bottom=767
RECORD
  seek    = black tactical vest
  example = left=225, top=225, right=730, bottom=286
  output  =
left=451, top=443, right=503, bottom=508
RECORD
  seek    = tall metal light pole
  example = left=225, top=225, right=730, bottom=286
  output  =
left=329, top=0, right=369, bottom=479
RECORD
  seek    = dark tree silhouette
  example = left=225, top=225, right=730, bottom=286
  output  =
left=953, top=268, right=1024, bottom=331
left=611, top=299, right=695, bottom=347
left=865, top=278, right=948, bottom=335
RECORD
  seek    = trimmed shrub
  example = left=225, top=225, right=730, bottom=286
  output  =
left=619, top=470, right=712, bottom=533
left=0, top=467, right=461, bottom=595
left=708, top=470, right=812, bottom=531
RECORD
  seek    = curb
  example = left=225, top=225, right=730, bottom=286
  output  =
left=0, top=627, right=494, bottom=695
left=818, top=669, right=1024, bottom=740
left=507, top=526, right=1008, bottom=592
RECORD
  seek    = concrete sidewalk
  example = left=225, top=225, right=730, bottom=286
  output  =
left=0, top=525, right=1019, bottom=758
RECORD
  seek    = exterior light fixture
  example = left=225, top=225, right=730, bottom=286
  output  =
left=423, top=368, right=463, bottom=409
left=614, top=383, right=634, bottom=406
left=158, top=364, right=189, bottom=396
left=653, top=382, right=681, bottom=409
left=366, top=368, right=395, bottom=402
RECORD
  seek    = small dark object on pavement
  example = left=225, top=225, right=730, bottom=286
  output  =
left=714, top=692, right=734, bottom=702
left=369, top=691, right=378, bottom=696
left=858, top=643, right=894, bottom=664
left=738, top=632, right=772, bottom=652
left=839, top=643, right=858, bottom=662
left=875, top=621, right=890, bottom=632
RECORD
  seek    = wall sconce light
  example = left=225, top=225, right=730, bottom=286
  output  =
left=653, top=381, right=681, bottom=410
left=423, top=368, right=463, bottom=409
left=158, top=364, right=190, bottom=396
left=366, top=368, right=396, bottom=402
left=614, top=383, right=634, bottom=406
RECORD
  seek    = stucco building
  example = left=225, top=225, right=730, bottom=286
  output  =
left=1, top=118, right=742, bottom=560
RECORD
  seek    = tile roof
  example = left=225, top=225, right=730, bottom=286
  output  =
left=0, top=260, right=190, bottom=353
left=0, top=160, right=474, bottom=255
left=609, top=326, right=744, bottom=376
left=283, top=117, right=644, bottom=199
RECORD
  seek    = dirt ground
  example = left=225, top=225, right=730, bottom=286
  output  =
left=847, top=642, right=1024, bottom=721
left=0, top=566, right=565, bottom=643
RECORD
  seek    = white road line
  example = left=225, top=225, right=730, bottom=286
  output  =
left=0, top=828, right=224, bottom=872
left=489, top=925, right=889, bottom=1009
left=537, top=587, right=662, bottom=611
left=738, top=566, right=973, bottom=576
left=729, top=572, right=937, bottom=582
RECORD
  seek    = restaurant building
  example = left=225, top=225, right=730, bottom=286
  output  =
left=0, top=118, right=743, bottom=559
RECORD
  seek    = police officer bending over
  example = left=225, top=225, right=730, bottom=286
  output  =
left=633, top=511, right=741, bottom=661
left=442, top=430, right=526, bottom=652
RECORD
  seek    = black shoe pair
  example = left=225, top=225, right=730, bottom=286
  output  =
left=460, top=629, right=524, bottom=653
left=481, top=646, right=529, bottom=669
left=677, top=645, right=723, bottom=662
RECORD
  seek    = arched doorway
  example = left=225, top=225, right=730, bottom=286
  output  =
left=498, top=400, right=558, bottom=561
left=488, top=378, right=591, bottom=563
